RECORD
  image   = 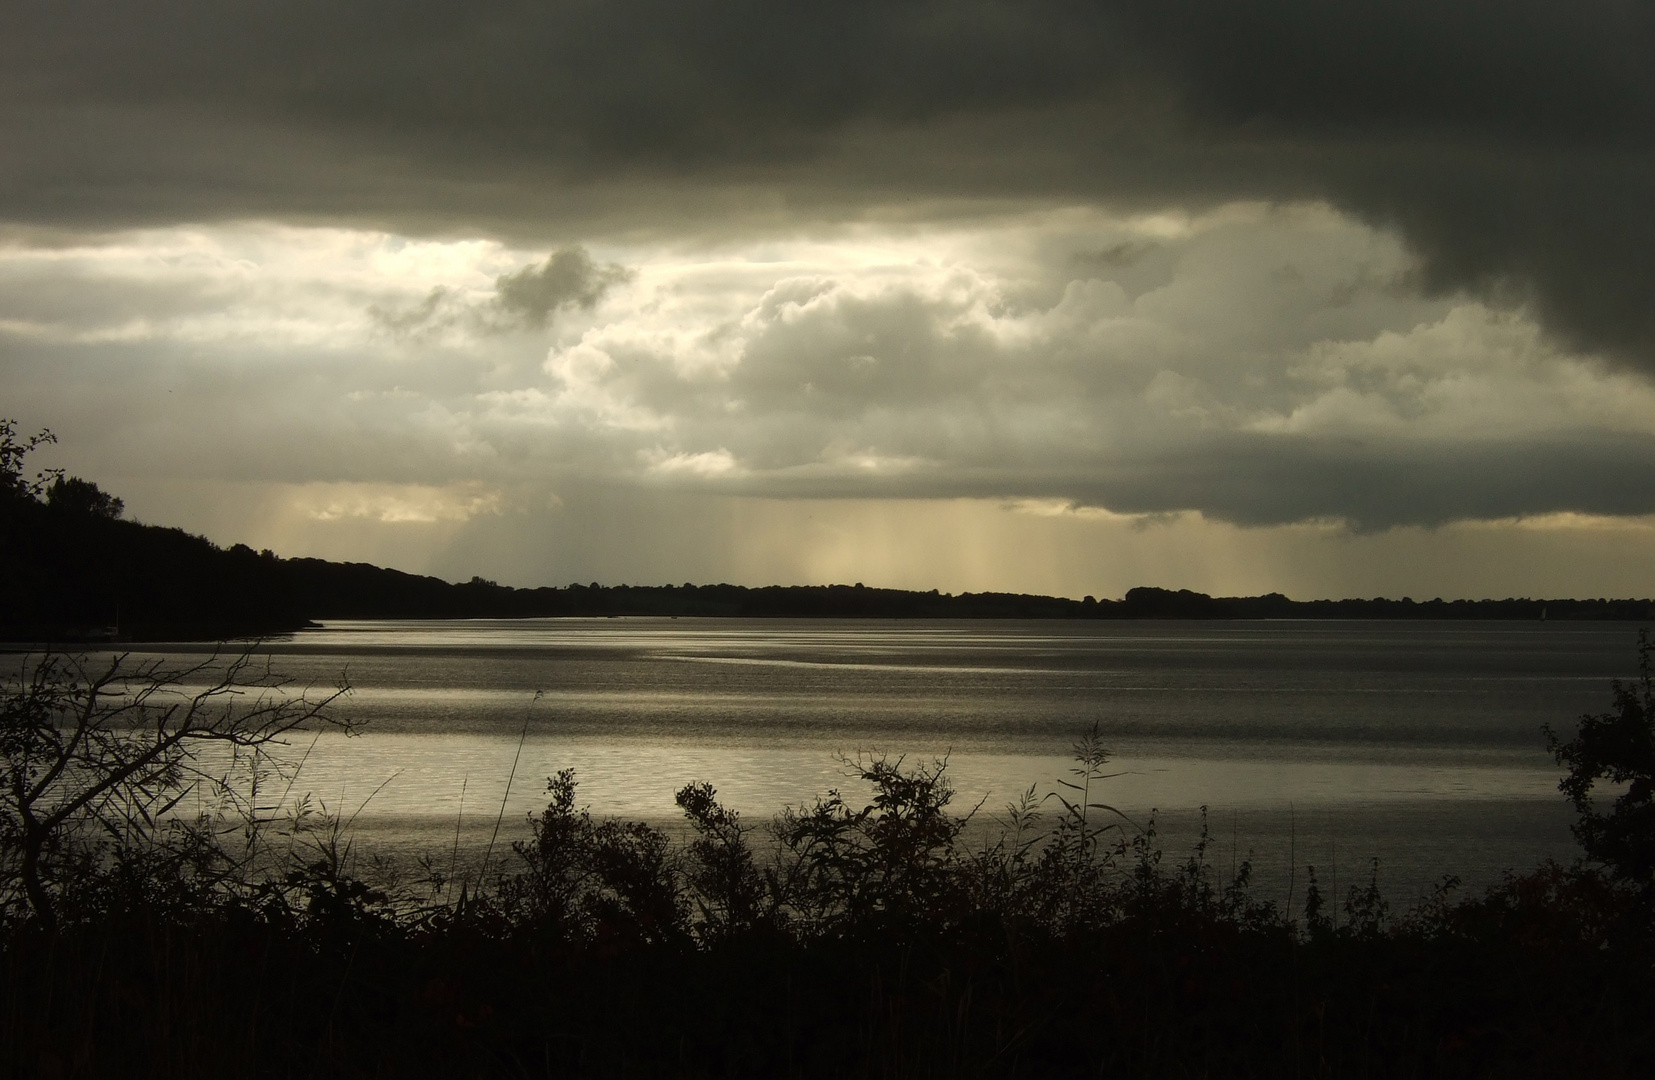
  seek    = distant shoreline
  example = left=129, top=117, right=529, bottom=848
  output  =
left=6, top=585, right=1654, bottom=648
left=6, top=489, right=1653, bottom=642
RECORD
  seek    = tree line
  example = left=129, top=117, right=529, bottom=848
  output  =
left=6, top=419, right=1653, bottom=642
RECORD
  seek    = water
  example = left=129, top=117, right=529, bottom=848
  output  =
left=123, top=618, right=1643, bottom=905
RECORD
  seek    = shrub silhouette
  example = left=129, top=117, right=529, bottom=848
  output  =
left=771, top=753, right=971, bottom=936
left=1, top=669, right=1653, bottom=1078
left=1546, top=629, right=1655, bottom=898
left=499, top=768, right=687, bottom=946
left=675, top=780, right=773, bottom=939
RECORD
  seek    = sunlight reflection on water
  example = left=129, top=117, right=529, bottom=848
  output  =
left=128, top=617, right=1640, bottom=898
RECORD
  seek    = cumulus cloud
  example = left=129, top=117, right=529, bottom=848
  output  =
left=11, top=209, right=1649, bottom=535
left=520, top=246, right=1655, bottom=528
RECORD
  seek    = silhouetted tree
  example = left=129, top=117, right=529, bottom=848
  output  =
left=0, top=418, right=57, bottom=501
left=1546, top=630, right=1655, bottom=897
left=44, top=476, right=123, bottom=520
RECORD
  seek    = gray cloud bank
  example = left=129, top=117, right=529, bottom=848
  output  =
left=3, top=1, right=1654, bottom=371
left=10, top=0, right=1655, bottom=554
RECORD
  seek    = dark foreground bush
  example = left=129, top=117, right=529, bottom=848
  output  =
left=3, top=857, right=1649, bottom=1079
left=3, top=651, right=1654, bottom=1078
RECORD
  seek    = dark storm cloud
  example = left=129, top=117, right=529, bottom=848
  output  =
left=1121, top=1, right=1655, bottom=365
left=1062, top=434, right=1655, bottom=531
left=619, top=435, right=1655, bottom=533
left=3, top=1, right=1651, bottom=368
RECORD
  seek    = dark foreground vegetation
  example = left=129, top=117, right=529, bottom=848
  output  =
left=5, top=640, right=1655, bottom=1077
left=6, top=419, right=1655, bottom=642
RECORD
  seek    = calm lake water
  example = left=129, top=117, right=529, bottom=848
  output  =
left=129, top=618, right=1646, bottom=905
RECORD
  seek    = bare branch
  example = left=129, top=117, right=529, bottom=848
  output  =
left=1, top=644, right=353, bottom=928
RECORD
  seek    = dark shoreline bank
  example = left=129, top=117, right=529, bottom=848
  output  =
left=9, top=573, right=1655, bottom=647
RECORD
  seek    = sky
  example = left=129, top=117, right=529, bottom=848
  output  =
left=4, top=1, right=1655, bottom=600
